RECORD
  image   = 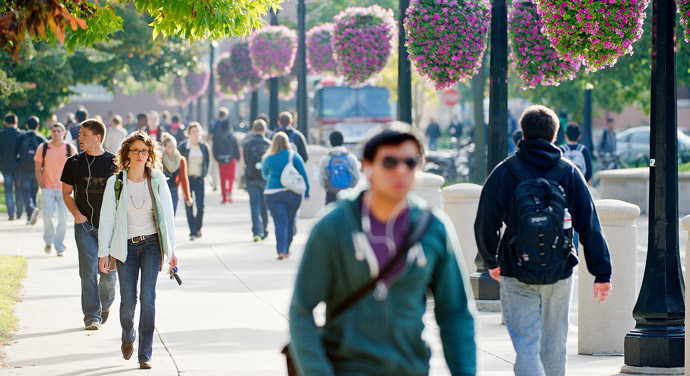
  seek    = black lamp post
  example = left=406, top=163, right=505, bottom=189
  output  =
left=269, top=11, right=279, bottom=131
left=296, top=0, right=308, bottom=137
left=582, top=85, right=593, bottom=152
left=250, top=90, right=258, bottom=122
left=207, top=41, right=216, bottom=128
left=398, top=0, right=412, bottom=125
left=623, top=0, right=685, bottom=369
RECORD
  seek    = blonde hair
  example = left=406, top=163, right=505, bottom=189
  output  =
left=161, top=132, right=177, bottom=148
left=265, top=132, right=291, bottom=159
left=115, top=131, right=163, bottom=177
left=185, top=121, right=203, bottom=138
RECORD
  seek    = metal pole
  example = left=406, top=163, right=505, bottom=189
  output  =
left=208, top=42, right=216, bottom=129
left=397, top=0, right=412, bottom=124
left=623, top=0, right=685, bottom=369
left=582, top=86, right=593, bottom=151
left=297, top=0, right=308, bottom=137
left=197, top=96, right=202, bottom=124
left=250, top=90, right=259, bottom=122
left=269, top=11, right=279, bottom=131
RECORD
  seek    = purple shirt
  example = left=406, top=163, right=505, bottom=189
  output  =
left=360, top=198, right=410, bottom=280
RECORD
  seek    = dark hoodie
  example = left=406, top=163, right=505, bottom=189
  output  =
left=474, top=138, right=612, bottom=283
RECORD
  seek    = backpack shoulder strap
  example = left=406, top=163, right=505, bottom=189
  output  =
left=505, top=155, right=533, bottom=182
left=65, top=143, right=72, bottom=156
left=114, top=171, right=124, bottom=202
left=40, top=142, right=48, bottom=168
left=576, top=144, right=585, bottom=152
left=545, top=159, right=571, bottom=182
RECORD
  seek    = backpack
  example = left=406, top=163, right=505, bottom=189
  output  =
left=560, top=144, right=587, bottom=176
left=504, top=156, right=577, bottom=285
left=212, top=127, right=235, bottom=164
left=41, top=142, right=73, bottom=169
left=16, top=133, right=42, bottom=173
left=280, top=152, right=306, bottom=195
left=325, top=154, right=354, bottom=193
left=244, top=138, right=270, bottom=181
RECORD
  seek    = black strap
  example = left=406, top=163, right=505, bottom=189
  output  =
left=114, top=172, right=124, bottom=202
left=326, top=209, right=434, bottom=322
left=41, top=142, right=48, bottom=169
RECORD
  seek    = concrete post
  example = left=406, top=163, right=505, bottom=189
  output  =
left=300, top=145, right=329, bottom=218
left=578, top=199, right=640, bottom=355
left=683, top=215, right=690, bottom=374
left=441, top=183, right=483, bottom=275
left=412, top=172, right=445, bottom=209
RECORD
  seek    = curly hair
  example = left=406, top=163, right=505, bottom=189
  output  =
left=114, top=131, right=163, bottom=177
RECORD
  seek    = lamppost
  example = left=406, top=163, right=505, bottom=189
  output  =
left=297, top=0, right=308, bottom=136
left=622, top=0, right=685, bottom=370
left=269, top=11, right=279, bottom=131
left=582, top=84, right=593, bottom=151
left=207, top=41, right=216, bottom=128
left=398, top=0, right=412, bottom=125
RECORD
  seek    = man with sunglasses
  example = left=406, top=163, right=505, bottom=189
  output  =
left=289, top=122, right=477, bottom=375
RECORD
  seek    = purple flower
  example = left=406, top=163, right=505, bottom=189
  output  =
left=248, top=25, right=298, bottom=79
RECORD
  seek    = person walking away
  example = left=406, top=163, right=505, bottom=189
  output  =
left=168, top=114, right=186, bottom=143
left=206, top=107, right=230, bottom=192
left=60, top=119, right=118, bottom=330
left=261, top=132, right=309, bottom=259
left=178, top=122, right=210, bottom=240
left=14, top=116, right=47, bottom=225
left=103, top=115, right=128, bottom=153
left=0, top=113, right=25, bottom=221
left=161, top=133, right=192, bottom=214
left=317, top=131, right=360, bottom=205
left=97, top=131, right=178, bottom=370
left=276, top=111, right=309, bottom=162
left=34, top=122, right=76, bottom=255
left=144, top=111, right=168, bottom=144
left=240, top=119, right=272, bottom=242
left=65, top=107, right=89, bottom=153
left=212, top=118, right=240, bottom=204
left=289, top=122, right=477, bottom=375
left=124, top=112, right=137, bottom=134
left=555, top=109, right=568, bottom=146
left=475, top=105, right=612, bottom=376
left=597, top=117, right=617, bottom=157
left=425, top=118, right=441, bottom=151
left=560, top=122, right=593, bottom=183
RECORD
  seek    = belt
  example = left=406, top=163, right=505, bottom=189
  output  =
left=128, top=233, right=158, bottom=244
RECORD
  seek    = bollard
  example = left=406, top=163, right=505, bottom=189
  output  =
left=683, top=215, right=690, bottom=374
left=441, top=183, right=483, bottom=275
left=412, top=172, right=445, bottom=210
left=578, top=199, right=640, bottom=355
left=300, top=145, right=329, bottom=218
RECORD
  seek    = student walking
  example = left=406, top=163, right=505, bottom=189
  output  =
left=560, top=122, right=593, bottom=183
left=60, top=119, right=118, bottom=330
left=0, top=113, right=24, bottom=221
left=97, top=131, right=178, bottom=370
left=261, top=132, right=309, bottom=259
left=34, top=123, right=76, bottom=255
left=475, top=105, right=612, bottom=376
left=161, top=133, right=192, bottom=214
left=103, top=114, right=128, bottom=153
left=178, top=122, right=210, bottom=240
left=15, top=116, right=47, bottom=225
left=276, top=111, right=309, bottom=162
left=240, top=119, right=271, bottom=242
left=212, top=118, right=240, bottom=204
left=289, top=122, right=477, bottom=375
left=317, top=131, right=360, bottom=205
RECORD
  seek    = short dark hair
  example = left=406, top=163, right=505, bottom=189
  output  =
left=81, top=119, right=106, bottom=142
left=329, top=131, right=344, bottom=147
left=565, top=122, right=581, bottom=141
left=137, top=113, right=147, bottom=120
left=278, top=111, right=292, bottom=127
left=172, top=114, right=180, bottom=122
left=257, top=113, right=269, bottom=123
left=75, top=109, right=89, bottom=123
left=4, top=113, right=17, bottom=125
left=27, top=116, right=40, bottom=130
left=519, top=105, right=559, bottom=142
left=606, top=118, right=614, bottom=123
left=511, top=129, right=523, bottom=147
left=363, top=122, right=424, bottom=162
left=252, top=119, right=266, bottom=132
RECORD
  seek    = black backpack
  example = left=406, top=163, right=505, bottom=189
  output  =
left=504, top=156, right=577, bottom=285
left=244, top=137, right=270, bottom=181
left=212, top=127, right=236, bottom=164
left=16, top=133, right=42, bottom=173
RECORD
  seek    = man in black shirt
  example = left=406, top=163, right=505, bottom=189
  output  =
left=61, top=119, right=117, bottom=330
left=14, top=116, right=47, bottom=225
left=0, top=113, right=24, bottom=220
left=241, top=119, right=271, bottom=241
left=277, top=111, right=308, bottom=162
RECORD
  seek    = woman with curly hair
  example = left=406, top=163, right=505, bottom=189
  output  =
left=97, top=131, right=178, bottom=370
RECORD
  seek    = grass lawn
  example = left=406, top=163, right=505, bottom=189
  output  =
left=0, top=184, right=6, bottom=214
left=0, top=255, right=27, bottom=346
left=681, top=161, right=690, bottom=172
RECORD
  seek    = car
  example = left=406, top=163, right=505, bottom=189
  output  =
left=615, top=126, right=690, bottom=166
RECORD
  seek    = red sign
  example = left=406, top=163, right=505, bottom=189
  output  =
left=441, top=88, right=461, bottom=106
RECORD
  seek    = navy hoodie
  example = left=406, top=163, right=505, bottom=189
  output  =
left=474, top=138, right=612, bottom=283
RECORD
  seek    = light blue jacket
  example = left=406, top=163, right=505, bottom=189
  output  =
left=98, top=169, right=176, bottom=262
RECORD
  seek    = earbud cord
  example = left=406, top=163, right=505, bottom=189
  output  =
left=81, top=152, right=97, bottom=232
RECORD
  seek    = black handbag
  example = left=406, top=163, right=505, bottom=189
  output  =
left=281, top=209, right=434, bottom=375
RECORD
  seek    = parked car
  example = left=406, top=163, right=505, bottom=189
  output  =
left=614, top=126, right=690, bottom=166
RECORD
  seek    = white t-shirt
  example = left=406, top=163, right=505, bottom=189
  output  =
left=126, top=179, right=157, bottom=238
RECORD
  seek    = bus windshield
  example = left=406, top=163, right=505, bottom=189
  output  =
left=318, top=86, right=392, bottom=118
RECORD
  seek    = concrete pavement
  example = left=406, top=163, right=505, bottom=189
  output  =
left=0, top=183, right=681, bottom=375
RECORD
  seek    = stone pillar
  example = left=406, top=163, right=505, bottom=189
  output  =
left=683, top=215, right=690, bottom=373
left=300, top=145, right=329, bottom=218
left=578, top=199, right=640, bottom=355
left=412, top=172, right=445, bottom=209
left=441, top=183, right=483, bottom=275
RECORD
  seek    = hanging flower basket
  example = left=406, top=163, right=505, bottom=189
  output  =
left=332, top=5, right=397, bottom=85
left=508, top=1, right=580, bottom=89
left=183, top=65, right=210, bottom=103
left=679, top=0, right=690, bottom=42
left=306, top=23, right=337, bottom=75
left=404, top=0, right=490, bottom=90
left=215, top=52, right=244, bottom=100
left=248, top=25, right=298, bottom=79
left=534, top=0, right=649, bottom=71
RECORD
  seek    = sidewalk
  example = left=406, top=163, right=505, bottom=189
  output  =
left=0, top=183, right=673, bottom=375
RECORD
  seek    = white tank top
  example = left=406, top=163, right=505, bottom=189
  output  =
left=126, top=179, right=157, bottom=238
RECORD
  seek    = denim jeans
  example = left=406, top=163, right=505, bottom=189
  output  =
left=169, top=184, right=179, bottom=215
left=117, top=235, right=161, bottom=363
left=41, top=188, right=68, bottom=253
left=246, top=180, right=268, bottom=238
left=185, top=177, right=205, bottom=236
left=20, top=172, right=39, bottom=217
left=264, top=190, right=302, bottom=255
left=74, top=223, right=117, bottom=325
left=2, top=171, right=23, bottom=219
left=500, top=276, right=573, bottom=376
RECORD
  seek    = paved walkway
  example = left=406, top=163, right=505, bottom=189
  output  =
left=0, top=183, right=683, bottom=375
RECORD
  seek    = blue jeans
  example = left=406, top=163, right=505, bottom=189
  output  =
left=41, top=188, right=68, bottom=252
left=74, top=223, right=117, bottom=325
left=20, top=172, right=39, bottom=217
left=117, top=235, right=161, bottom=363
left=500, top=276, right=573, bottom=376
left=246, top=180, right=268, bottom=238
left=264, top=190, right=302, bottom=255
left=169, top=184, right=179, bottom=214
left=185, top=177, right=205, bottom=236
left=2, top=171, right=23, bottom=219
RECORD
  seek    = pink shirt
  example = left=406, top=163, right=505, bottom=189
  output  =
left=34, top=142, right=76, bottom=190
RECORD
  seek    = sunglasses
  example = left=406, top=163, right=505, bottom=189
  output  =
left=380, top=156, right=421, bottom=170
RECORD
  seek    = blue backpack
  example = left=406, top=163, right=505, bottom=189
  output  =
left=326, top=155, right=354, bottom=193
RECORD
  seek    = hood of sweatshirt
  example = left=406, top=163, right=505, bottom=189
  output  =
left=328, top=146, right=350, bottom=156
left=515, top=138, right=563, bottom=171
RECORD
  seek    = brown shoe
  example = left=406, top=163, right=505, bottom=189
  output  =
left=139, top=361, right=152, bottom=369
left=121, top=343, right=134, bottom=360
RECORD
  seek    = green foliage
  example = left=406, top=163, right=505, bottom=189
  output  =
left=680, top=161, right=690, bottom=172
left=0, top=254, right=27, bottom=345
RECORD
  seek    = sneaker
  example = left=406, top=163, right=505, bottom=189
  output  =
left=56, top=252, right=65, bottom=257
left=261, top=231, right=269, bottom=240
left=8, top=216, right=14, bottom=221
left=85, top=321, right=100, bottom=330
left=253, top=235, right=261, bottom=242
left=189, top=234, right=196, bottom=241
left=101, top=310, right=109, bottom=325
left=29, top=209, right=40, bottom=225
left=26, top=220, right=31, bottom=225
left=44, top=245, right=52, bottom=254
left=139, top=361, right=152, bottom=369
